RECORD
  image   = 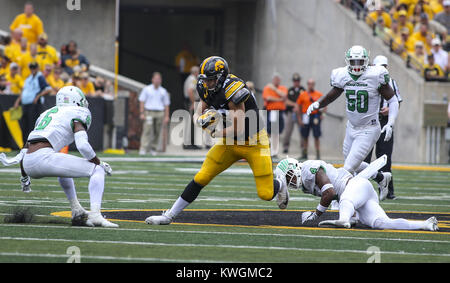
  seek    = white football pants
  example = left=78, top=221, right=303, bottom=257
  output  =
left=342, top=121, right=381, bottom=175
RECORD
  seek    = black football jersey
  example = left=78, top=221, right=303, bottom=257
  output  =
left=197, top=74, right=265, bottom=141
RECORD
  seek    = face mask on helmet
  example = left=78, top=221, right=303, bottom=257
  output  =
left=286, top=168, right=302, bottom=190
left=345, top=46, right=369, bottom=76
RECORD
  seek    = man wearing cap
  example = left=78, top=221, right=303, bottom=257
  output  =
left=13, top=61, right=52, bottom=143
left=408, top=40, right=426, bottom=71
left=282, top=73, right=305, bottom=154
left=397, top=10, right=413, bottom=35
left=430, top=37, right=449, bottom=72
left=364, top=55, right=402, bottom=200
left=36, top=33, right=59, bottom=70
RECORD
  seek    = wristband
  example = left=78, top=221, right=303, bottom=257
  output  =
left=316, top=204, right=328, bottom=213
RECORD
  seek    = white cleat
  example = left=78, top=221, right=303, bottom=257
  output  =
left=423, top=216, right=439, bottom=231
left=145, top=210, right=174, bottom=225
left=378, top=172, right=391, bottom=201
left=86, top=212, right=119, bottom=228
left=318, top=220, right=351, bottom=229
left=276, top=183, right=289, bottom=210
left=20, top=176, right=32, bottom=193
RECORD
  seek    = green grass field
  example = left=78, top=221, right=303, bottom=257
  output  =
left=0, top=153, right=449, bottom=263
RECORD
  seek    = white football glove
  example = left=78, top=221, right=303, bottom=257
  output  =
left=301, top=211, right=319, bottom=224
left=381, top=124, right=393, bottom=142
left=0, top=148, right=27, bottom=166
left=100, top=161, right=112, bottom=176
left=306, top=101, right=320, bottom=116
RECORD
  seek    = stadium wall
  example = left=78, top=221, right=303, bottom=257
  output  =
left=252, top=0, right=449, bottom=163
left=0, top=0, right=116, bottom=71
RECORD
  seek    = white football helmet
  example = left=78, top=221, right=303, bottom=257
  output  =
left=56, top=86, right=89, bottom=108
left=345, top=45, right=370, bottom=76
left=276, top=158, right=303, bottom=190
left=373, top=55, right=388, bottom=67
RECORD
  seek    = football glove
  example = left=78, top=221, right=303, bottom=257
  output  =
left=381, top=124, right=393, bottom=142
left=197, top=109, right=220, bottom=137
left=301, top=211, right=319, bottom=224
left=306, top=101, right=320, bottom=116
left=100, top=161, right=112, bottom=176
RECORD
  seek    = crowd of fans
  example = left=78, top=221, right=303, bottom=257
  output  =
left=0, top=2, right=113, bottom=97
left=343, top=0, right=450, bottom=81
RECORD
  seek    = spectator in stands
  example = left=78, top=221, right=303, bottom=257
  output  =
left=79, top=72, right=95, bottom=97
left=4, top=29, right=23, bottom=63
left=409, top=23, right=434, bottom=53
left=434, top=0, right=450, bottom=49
left=18, top=43, right=38, bottom=79
left=0, top=55, right=11, bottom=77
left=182, top=66, right=201, bottom=150
left=6, top=63, right=24, bottom=95
left=408, top=40, right=427, bottom=70
left=9, top=2, right=44, bottom=45
left=397, top=10, right=414, bottom=35
left=139, top=72, right=170, bottom=156
left=36, top=33, right=59, bottom=70
left=262, top=73, right=288, bottom=157
left=42, top=64, right=52, bottom=81
left=282, top=73, right=305, bottom=154
left=295, top=78, right=324, bottom=160
left=430, top=37, right=450, bottom=72
left=409, top=1, right=434, bottom=27
left=60, top=72, right=70, bottom=87
left=46, top=66, right=64, bottom=94
left=414, top=13, right=448, bottom=44
left=13, top=62, right=51, bottom=144
left=366, top=5, right=392, bottom=28
left=0, top=75, right=11, bottom=94
left=430, top=0, right=445, bottom=15
left=386, top=19, right=401, bottom=41
left=93, top=76, right=106, bottom=96
left=61, top=40, right=90, bottom=75
left=423, top=53, right=445, bottom=80
left=70, top=70, right=81, bottom=88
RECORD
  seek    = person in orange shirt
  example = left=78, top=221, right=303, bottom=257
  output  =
left=9, top=2, right=44, bottom=44
left=262, top=73, right=288, bottom=157
left=295, top=79, right=324, bottom=160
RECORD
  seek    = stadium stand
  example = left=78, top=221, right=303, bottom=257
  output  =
left=341, top=0, right=450, bottom=82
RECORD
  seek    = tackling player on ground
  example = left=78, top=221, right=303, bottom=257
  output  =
left=275, top=157, right=438, bottom=231
left=14, top=86, right=117, bottom=227
left=146, top=56, right=289, bottom=225
left=307, top=45, right=399, bottom=201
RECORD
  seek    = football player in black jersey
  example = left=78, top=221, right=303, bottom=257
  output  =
left=146, top=56, right=289, bottom=225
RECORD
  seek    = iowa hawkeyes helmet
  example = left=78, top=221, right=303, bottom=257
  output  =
left=198, top=56, right=229, bottom=93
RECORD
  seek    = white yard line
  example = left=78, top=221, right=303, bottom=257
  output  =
left=1, top=223, right=449, bottom=244
left=0, top=236, right=449, bottom=258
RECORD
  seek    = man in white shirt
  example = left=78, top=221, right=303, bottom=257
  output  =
left=139, top=72, right=170, bottom=155
left=430, top=38, right=449, bottom=73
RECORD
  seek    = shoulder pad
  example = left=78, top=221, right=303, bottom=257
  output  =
left=231, top=87, right=250, bottom=105
left=69, top=106, right=92, bottom=130
left=223, top=75, right=245, bottom=100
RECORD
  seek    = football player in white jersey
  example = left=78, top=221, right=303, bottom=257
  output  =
left=19, top=86, right=118, bottom=228
left=307, top=45, right=400, bottom=200
left=274, top=157, right=439, bottom=231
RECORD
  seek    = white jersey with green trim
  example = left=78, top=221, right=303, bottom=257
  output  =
left=300, top=160, right=353, bottom=199
left=27, top=105, right=92, bottom=152
left=330, top=65, right=390, bottom=127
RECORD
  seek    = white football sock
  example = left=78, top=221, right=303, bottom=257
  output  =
left=169, top=197, right=190, bottom=217
left=88, top=166, right=105, bottom=213
left=373, top=218, right=425, bottom=230
left=58, top=177, right=82, bottom=210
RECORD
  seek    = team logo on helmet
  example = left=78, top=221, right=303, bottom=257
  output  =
left=214, top=60, right=225, bottom=71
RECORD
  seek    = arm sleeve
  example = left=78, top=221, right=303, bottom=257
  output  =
left=386, top=95, right=399, bottom=127
left=74, top=130, right=96, bottom=160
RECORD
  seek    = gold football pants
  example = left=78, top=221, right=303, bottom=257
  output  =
left=193, top=130, right=274, bottom=201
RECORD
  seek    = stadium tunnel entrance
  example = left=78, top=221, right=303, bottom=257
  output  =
left=118, top=0, right=257, bottom=112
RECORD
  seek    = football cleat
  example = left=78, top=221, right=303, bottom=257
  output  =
left=423, top=216, right=439, bottom=231
left=86, top=212, right=119, bottom=228
left=20, top=176, right=32, bottom=193
left=71, top=208, right=89, bottom=226
left=378, top=172, right=391, bottom=201
left=145, top=210, right=174, bottom=225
